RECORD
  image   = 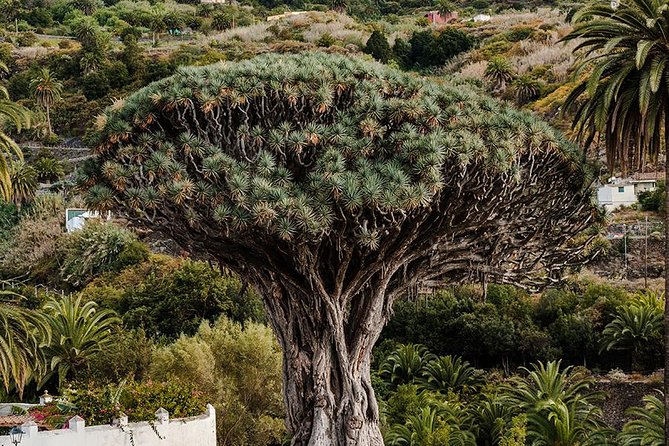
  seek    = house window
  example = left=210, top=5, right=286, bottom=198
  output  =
left=618, top=187, right=625, bottom=193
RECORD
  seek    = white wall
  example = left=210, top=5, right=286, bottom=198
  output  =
left=633, top=180, right=657, bottom=194
left=597, top=184, right=637, bottom=212
left=0, top=405, right=216, bottom=446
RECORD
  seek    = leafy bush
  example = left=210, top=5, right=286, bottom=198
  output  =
left=316, top=32, right=336, bottom=47
left=150, top=317, right=285, bottom=446
left=0, top=201, right=63, bottom=279
left=82, top=329, right=154, bottom=383
left=16, top=32, right=38, bottom=47
left=382, top=281, right=638, bottom=371
left=84, top=256, right=264, bottom=338
left=637, top=182, right=665, bottom=213
left=407, top=28, right=473, bottom=68
left=66, top=380, right=206, bottom=426
left=364, top=30, right=391, bottom=63
left=57, top=222, right=148, bottom=288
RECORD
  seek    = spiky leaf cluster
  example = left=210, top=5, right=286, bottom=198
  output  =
left=83, top=52, right=597, bottom=288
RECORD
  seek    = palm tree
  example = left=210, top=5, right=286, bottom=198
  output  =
left=562, top=0, right=669, bottom=438
left=619, top=391, right=664, bottom=446
left=0, top=62, right=30, bottom=202
left=600, top=292, right=663, bottom=370
left=41, top=295, right=120, bottom=389
left=473, top=395, right=517, bottom=445
left=149, top=8, right=167, bottom=47
left=30, top=69, right=63, bottom=137
left=437, top=0, right=456, bottom=17
left=70, top=0, right=99, bottom=15
left=418, top=355, right=481, bottom=394
left=379, top=344, right=436, bottom=387
left=484, top=56, right=515, bottom=91
left=504, top=361, right=607, bottom=446
left=513, top=75, right=541, bottom=105
left=9, top=161, right=37, bottom=207
left=0, top=290, right=48, bottom=399
left=385, top=406, right=476, bottom=446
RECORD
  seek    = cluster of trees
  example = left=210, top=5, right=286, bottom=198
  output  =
left=0, top=193, right=275, bottom=443
left=383, top=284, right=665, bottom=372
left=364, top=27, right=473, bottom=69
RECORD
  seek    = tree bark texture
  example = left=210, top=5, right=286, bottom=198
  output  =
left=259, top=282, right=384, bottom=445
left=664, top=136, right=669, bottom=444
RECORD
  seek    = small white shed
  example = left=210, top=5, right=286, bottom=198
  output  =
left=597, top=183, right=637, bottom=212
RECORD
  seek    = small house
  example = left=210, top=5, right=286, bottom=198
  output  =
left=596, top=183, right=637, bottom=212
left=631, top=171, right=660, bottom=195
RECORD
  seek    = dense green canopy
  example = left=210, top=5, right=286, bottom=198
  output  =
left=83, top=53, right=595, bottom=285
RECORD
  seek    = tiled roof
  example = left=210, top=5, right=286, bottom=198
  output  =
left=632, top=172, right=663, bottom=181
left=0, top=415, right=31, bottom=426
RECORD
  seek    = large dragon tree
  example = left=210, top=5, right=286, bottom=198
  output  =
left=81, top=53, right=597, bottom=445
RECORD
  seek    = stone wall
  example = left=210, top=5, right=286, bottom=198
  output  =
left=594, top=379, right=661, bottom=430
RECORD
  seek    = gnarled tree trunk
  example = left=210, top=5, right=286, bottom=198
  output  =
left=256, top=279, right=387, bottom=446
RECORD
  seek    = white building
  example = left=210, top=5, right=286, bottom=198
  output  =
left=65, top=209, right=111, bottom=233
left=597, top=183, right=637, bottom=212
left=631, top=172, right=660, bottom=195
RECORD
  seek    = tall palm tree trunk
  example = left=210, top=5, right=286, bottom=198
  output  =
left=665, top=118, right=669, bottom=443
left=45, top=104, right=52, bottom=137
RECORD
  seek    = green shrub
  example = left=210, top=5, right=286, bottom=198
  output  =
left=0, top=205, right=63, bottom=280
left=317, top=32, right=337, bottom=47
left=58, top=39, right=74, bottom=49
left=407, top=28, right=473, bottom=68
left=66, top=380, right=206, bottom=426
left=150, top=317, right=285, bottom=446
left=84, top=256, right=265, bottom=338
left=57, top=222, right=146, bottom=288
left=638, top=182, right=665, bottom=212
left=110, top=239, right=149, bottom=272
left=503, top=26, right=535, bottom=42
left=16, top=32, right=38, bottom=47
left=364, top=30, right=392, bottom=63
left=82, top=329, right=154, bottom=383
left=0, top=43, right=14, bottom=65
